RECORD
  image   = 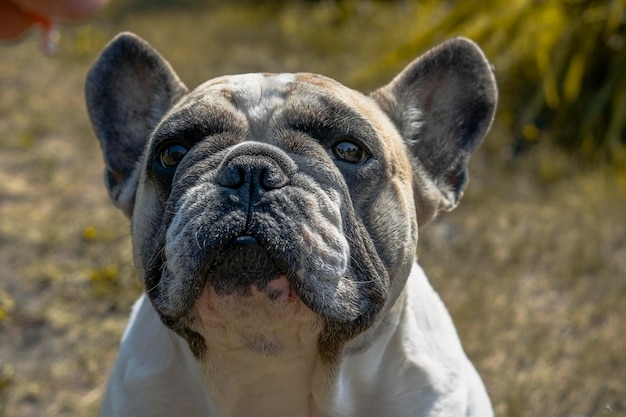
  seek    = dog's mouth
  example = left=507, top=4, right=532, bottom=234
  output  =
left=208, top=235, right=294, bottom=300
left=150, top=167, right=389, bottom=361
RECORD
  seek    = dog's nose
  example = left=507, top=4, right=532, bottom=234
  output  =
left=218, top=156, right=288, bottom=190
left=216, top=143, right=295, bottom=191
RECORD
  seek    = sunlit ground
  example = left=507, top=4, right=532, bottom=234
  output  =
left=0, top=3, right=624, bottom=416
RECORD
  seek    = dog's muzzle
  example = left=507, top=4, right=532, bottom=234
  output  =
left=209, top=143, right=298, bottom=295
left=156, top=141, right=350, bottom=318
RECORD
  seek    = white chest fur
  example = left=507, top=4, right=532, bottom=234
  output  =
left=100, top=264, right=492, bottom=417
left=193, top=276, right=324, bottom=417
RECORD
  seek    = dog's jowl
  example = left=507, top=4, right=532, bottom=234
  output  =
left=86, top=32, right=497, bottom=417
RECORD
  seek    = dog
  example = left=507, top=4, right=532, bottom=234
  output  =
left=86, top=32, right=497, bottom=417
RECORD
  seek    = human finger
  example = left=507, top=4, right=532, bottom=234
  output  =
left=10, top=0, right=107, bottom=21
left=0, top=0, right=33, bottom=40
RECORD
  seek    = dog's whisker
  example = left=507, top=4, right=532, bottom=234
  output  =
left=144, top=280, right=162, bottom=295
left=194, top=228, right=203, bottom=251
left=145, top=247, right=166, bottom=272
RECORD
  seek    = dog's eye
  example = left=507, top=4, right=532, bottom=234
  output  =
left=159, top=143, right=188, bottom=168
left=331, top=140, right=369, bottom=164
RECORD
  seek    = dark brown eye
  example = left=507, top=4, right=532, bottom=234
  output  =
left=159, top=143, right=188, bottom=168
left=332, top=140, right=369, bottom=164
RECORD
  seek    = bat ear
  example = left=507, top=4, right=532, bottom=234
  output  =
left=85, top=32, right=188, bottom=217
left=372, top=37, right=497, bottom=225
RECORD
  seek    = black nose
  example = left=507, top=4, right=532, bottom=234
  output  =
left=217, top=156, right=288, bottom=190
left=216, top=143, right=295, bottom=192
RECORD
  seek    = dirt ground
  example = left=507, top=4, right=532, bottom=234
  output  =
left=0, top=4, right=625, bottom=417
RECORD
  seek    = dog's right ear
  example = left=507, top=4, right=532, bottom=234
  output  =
left=85, top=32, right=188, bottom=217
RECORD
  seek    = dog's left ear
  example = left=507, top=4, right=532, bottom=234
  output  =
left=372, top=37, right=497, bottom=225
left=86, top=32, right=188, bottom=217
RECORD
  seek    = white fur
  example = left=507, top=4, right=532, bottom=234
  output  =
left=198, top=73, right=297, bottom=138
left=403, top=106, right=425, bottom=143
left=100, top=264, right=492, bottom=417
left=229, top=73, right=296, bottom=128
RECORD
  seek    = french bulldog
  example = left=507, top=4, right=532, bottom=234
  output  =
left=86, top=32, right=497, bottom=417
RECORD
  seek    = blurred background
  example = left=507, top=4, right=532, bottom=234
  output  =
left=0, top=0, right=624, bottom=416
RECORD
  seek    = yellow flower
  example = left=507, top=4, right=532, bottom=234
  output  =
left=82, top=226, right=97, bottom=241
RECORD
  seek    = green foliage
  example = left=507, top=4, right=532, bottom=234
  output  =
left=354, top=0, right=626, bottom=160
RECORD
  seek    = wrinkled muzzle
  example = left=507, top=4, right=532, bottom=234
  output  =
left=145, top=142, right=388, bottom=356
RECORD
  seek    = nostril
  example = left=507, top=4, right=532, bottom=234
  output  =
left=260, top=166, right=289, bottom=190
left=217, top=164, right=246, bottom=189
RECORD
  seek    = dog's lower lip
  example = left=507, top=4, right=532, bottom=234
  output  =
left=206, top=234, right=291, bottom=297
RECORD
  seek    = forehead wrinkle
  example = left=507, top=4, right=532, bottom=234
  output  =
left=156, top=93, right=241, bottom=138
left=282, top=85, right=381, bottom=148
left=212, top=74, right=297, bottom=139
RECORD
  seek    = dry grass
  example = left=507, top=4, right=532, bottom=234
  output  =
left=0, top=3, right=624, bottom=416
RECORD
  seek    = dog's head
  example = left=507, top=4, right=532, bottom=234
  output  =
left=86, top=33, right=496, bottom=361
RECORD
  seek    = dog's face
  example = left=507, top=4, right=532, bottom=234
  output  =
left=86, top=33, right=496, bottom=361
